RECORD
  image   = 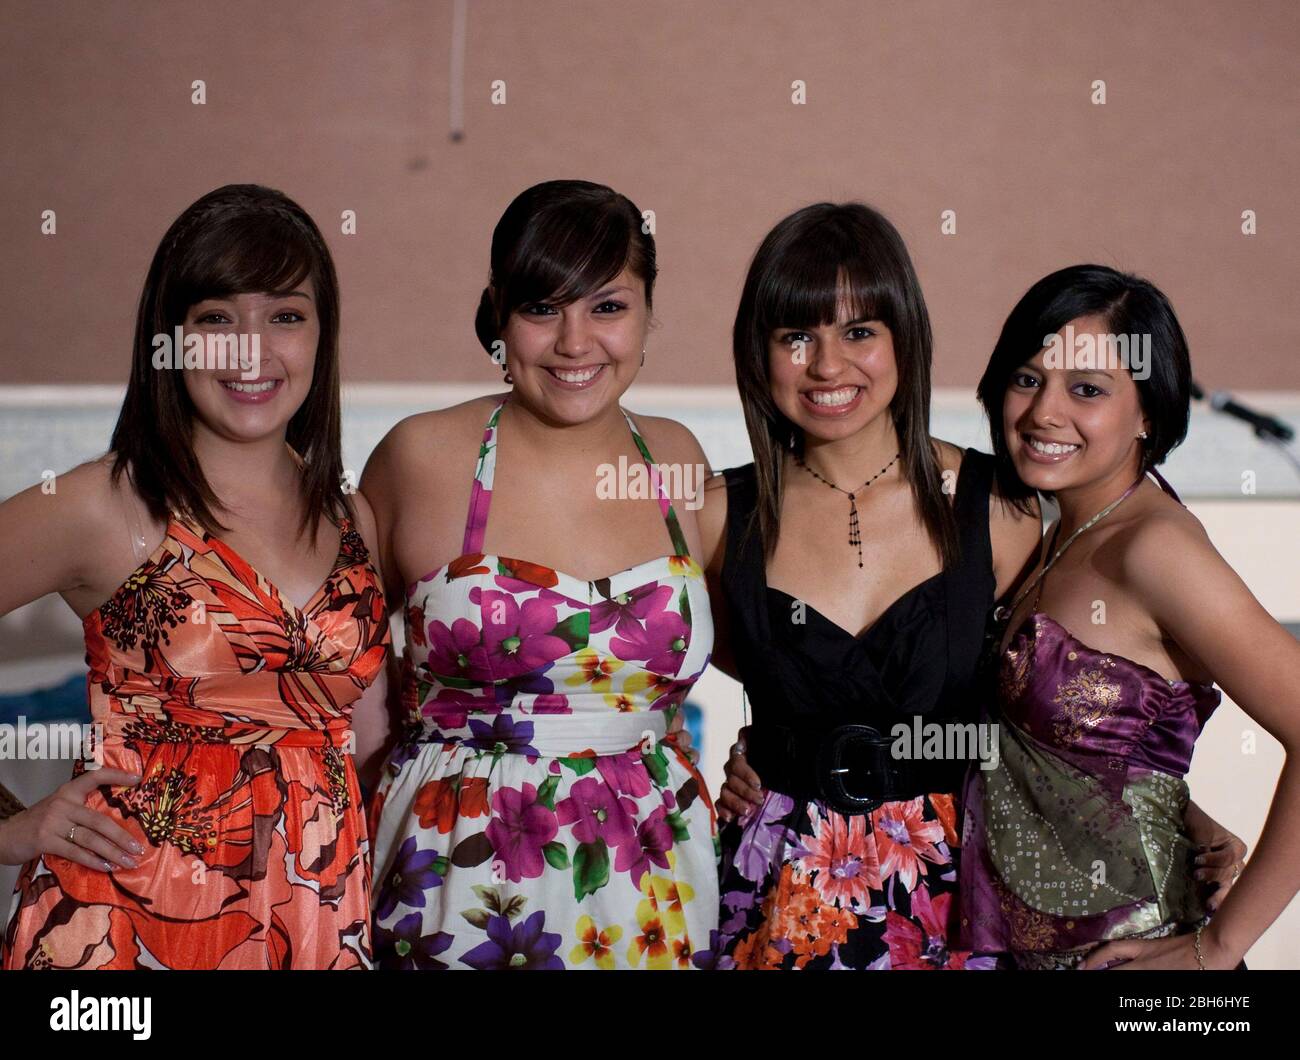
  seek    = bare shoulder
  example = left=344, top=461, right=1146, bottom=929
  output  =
left=1119, top=494, right=1217, bottom=581
left=624, top=410, right=712, bottom=473
left=37, top=454, right=131, bottom=536
left=362, top=394, right=503, bottom=498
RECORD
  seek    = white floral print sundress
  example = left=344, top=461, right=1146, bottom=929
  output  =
left=368, top=398, right=720, bottom=969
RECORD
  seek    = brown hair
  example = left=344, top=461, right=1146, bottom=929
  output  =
left=109, top=184, right=348, bottom=539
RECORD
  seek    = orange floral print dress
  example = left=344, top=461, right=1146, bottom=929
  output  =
left=2, top=508, right=390, bottom=969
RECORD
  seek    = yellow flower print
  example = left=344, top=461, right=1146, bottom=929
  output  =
left=622, top=670, right=675, bottom=701
left=569, top=914, right=623, bottom=969
left=668, top=555, right=702, bottom=579
left=628, top=906, right=671, bottom=969
left=603, top=692, right=636, bottom=712
left=638, top=867, right=695, bottom=938
left=566, top=647, right=624, bottom=692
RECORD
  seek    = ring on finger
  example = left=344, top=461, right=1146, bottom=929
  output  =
left=67, top=824, right=77, bottom=844
left=729, top=742, right=746, bottom=758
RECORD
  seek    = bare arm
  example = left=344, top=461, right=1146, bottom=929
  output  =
left=1082, top=515, right=1300, bottom=969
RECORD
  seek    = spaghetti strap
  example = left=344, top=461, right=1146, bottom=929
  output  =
left=622, top=409, right=692, bottom=560
left=461, top=398, right=692, bottom=561
left=1147, top=465, right=1184, bottom=505
left=461, top=399, right=507, bottom=555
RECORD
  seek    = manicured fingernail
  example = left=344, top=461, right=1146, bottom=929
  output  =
left=100, top=860, right=113, bottom=871
left=129, top=841, right=143, bottom=854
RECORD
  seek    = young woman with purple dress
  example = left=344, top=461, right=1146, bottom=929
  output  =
left=959, top=264, right=1299, bottom=969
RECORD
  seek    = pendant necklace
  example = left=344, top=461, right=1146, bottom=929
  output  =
left=794, top=450, right=900, bottom=568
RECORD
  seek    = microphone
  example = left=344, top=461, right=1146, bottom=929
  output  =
left=1190, top=381, right=1295, bottom=442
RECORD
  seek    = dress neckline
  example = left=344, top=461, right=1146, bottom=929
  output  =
left=1008, top=609, right=1217, bottom=693
left=766, top=569, right=945, bottom=642
left=406, top=397, right=696, bottom=598
left=84, top=509, right=357, bottom=625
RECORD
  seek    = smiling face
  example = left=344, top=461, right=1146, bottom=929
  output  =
left=499, top=265, right=648, bottom=425
left=1003, top=314, right=1150, bottom=493
left=180, top=278, right=319, bottom=443
left=767, top=294, right=898, bottom=444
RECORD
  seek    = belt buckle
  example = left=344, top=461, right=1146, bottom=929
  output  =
left=816, top=723, right=887, bottom=815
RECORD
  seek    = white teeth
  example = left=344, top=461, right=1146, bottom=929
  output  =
left=808, top=387, right=859, bottom=407
left=551, top=365, right=602, bottom=383
left=222, top=380, right=279, bottom=393
left=1028, top=437, right=1079, bottom=455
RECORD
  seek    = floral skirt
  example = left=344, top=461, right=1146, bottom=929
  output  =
left=717, top=788, right=994, bottom=970
left=367, top=713, right=721, bottom=970
left=2, top=741, right=371, bottom=970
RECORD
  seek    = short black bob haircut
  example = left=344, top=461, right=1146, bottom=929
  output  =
left=976, top=263, right=1192, bottom=512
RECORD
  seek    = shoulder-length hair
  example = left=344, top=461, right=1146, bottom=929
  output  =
left=733, top=201, right=958, bottom=566
left=976, top=263, right=1192, bottom=514
left=110, top=183, right=348, bottom=539
left=474, top=179, right=656, bottom=355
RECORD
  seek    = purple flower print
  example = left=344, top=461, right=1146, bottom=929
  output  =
left=690, top=929, right=736, bottom=970
left=425, top=617, right=488, bottom=679
left=732, top=791, right=796, bottom=884
left=611, top=608, right=691, bottom=674
left=461, top=910, right=564, bottom=970
left=477, top=589, right=571, bottom=679
left=614, top=804, right=675, bottom=887
left=375, top=834, right=444, bottom=921
left=491, top=670, right=571, bottom=715
left=465, top=712, right=538, bottom=756
left=556, top=776, right=638, bottom=848
left=374, top=913, right=453, bottom=970
left=589, top=583, right=673, bottom=639
left=422, top=687, right=497, bottom=732
left=596, top=750, right=651, bottom=798
left=485, top=782, right=559, bottom=882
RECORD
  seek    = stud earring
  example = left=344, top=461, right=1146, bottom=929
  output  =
left=1137, top=431, right=1148, bottom=440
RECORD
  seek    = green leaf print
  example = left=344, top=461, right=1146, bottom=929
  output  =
left=543, top=840, right=570, bottom=870
left=666, top=809, right=691, bottom=843
left=549, top=611, right=590, bottom=651
left=642, top=743, right=670, bottom=787
left=559, top=756, right=597, bottom=776
left=536, top=773, right=560, bottom=810
left=678, top=582, right=691, bottom=627
left=461, top=907, right=492, bottom=930
left=572, top=839, right=610, bottom=901
left=432, top=855, right=450, bottom=878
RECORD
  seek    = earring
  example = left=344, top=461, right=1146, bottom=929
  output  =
left=640, top=347, right=646, bottom=366
left=1137, top=431, right=1148, bottom=440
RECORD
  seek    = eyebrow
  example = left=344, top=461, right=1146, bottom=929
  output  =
left=586, top=286, right=632, bottom=301
left=1070, top=369, right=1115, bottom=379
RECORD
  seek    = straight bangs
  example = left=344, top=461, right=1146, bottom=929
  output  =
left=161, top=212, right=316, bottom=327
left=752, top=239, right=894, bottom=340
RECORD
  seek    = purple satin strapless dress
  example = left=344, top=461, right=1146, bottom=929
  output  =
left=960, top=610, right=1220, bottom=968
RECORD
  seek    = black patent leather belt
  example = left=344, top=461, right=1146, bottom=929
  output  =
left=745, top=721, right=968, bottom=816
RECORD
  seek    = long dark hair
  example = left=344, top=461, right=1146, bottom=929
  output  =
left=733, top=201, right=958, bottom=566
left=474, top=179, right=656, bottom=358
left=976, top=263, right=1192, bottom=514
left=110, top=183, right=348, bottom=539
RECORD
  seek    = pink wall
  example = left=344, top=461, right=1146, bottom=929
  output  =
left=2, top=0, right=1296, bottom=389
